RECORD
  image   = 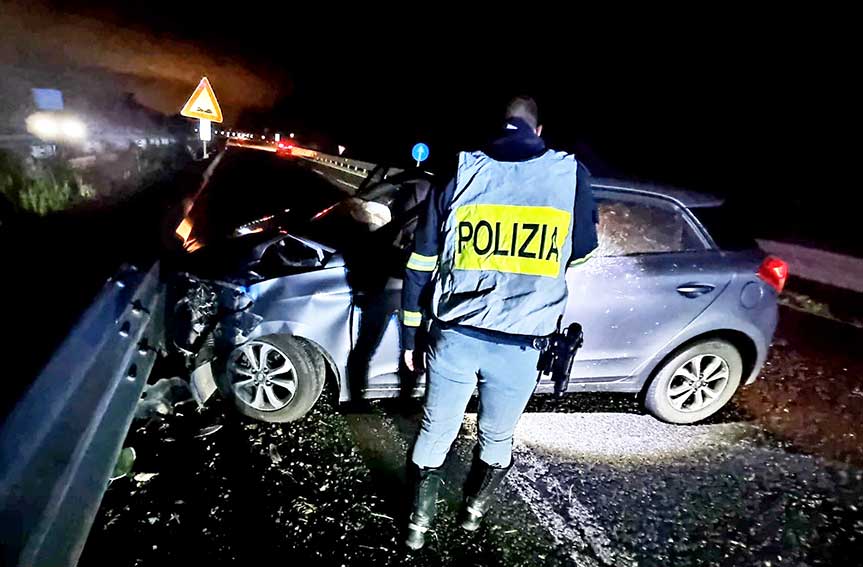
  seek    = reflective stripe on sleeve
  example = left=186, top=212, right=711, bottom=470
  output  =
left=406, top=252, right=438, bottom=272
left=402, top=310, right=423, bottom=327
left=569, top=246, right=598, bottom=267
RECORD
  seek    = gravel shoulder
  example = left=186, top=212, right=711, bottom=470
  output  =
left=736, top=307, right=863, bottom=466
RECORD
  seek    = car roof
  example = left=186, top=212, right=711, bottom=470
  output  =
left=590, top=177, right=724, bottom=209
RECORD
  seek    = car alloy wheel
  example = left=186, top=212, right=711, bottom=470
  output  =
left=665, top=353, right=730, bottom=413
left=227, top=340, right=298, bottom=411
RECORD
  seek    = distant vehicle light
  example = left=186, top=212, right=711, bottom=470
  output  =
left=235, top=226, right=264, bottom=236
left=61, top=117, right=87, bottom=140
left=27, top=114, right=59, bottom=139
left=61, top=117, right=86, bottom=140
left=278, top=143, right=286, bottom=149
left=26, top=112, right=87, bottom=142
left=757, top=256, right=788, bottom=293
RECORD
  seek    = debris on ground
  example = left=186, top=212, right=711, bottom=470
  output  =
left=110, top=447, right=136, bottom=481
left=195, top=424, right=222, bottom=438
left=133, top=472, right=159, bottom=483
left=268, top=443, right=282, bottom=464
left=190, top=361, right=219, bottom=405
left=135, top=378, right=194, bottom=420
left=84, top=384, right=572, bottom=566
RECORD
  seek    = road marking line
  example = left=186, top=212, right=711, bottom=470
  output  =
left=508, top=448, right=635, bottom=567
left=335, top=178, right=358, bottom=189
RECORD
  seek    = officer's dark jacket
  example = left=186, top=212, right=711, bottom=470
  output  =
left=401, top=118, right=599, bottom=350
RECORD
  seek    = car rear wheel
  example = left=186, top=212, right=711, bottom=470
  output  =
left=217, top=334, right=325, bottom=423
left=644, top=339, right=743, bottom=424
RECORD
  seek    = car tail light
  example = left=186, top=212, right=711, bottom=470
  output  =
left=758, top=256, right=788, bottom=293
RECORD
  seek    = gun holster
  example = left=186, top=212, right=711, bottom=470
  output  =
left=536, top=318, right=584, bottom=397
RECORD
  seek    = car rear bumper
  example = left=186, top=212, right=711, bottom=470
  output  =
left=744, top=293, right=779, bottom=384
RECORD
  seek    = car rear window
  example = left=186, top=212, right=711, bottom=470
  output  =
left=690, top=204, right=758, bottom=251
left=596, top=193, right=707, bottom=256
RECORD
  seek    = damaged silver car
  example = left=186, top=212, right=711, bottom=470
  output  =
left=168, top=150, right=432, bottom=422
left=168, top=150, right=781, bottom=425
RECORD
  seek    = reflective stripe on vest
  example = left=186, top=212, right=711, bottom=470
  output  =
left=433, top=150, right=577, bottom=336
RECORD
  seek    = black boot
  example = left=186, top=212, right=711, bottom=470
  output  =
left=404, top=463, right=445, bottom=550
left=460, top=449, right=513, bottom=531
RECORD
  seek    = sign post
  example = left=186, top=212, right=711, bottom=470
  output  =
left=180, top=77, right=223, bottom=159
left=199, top=119, right=212, bottom=158
left=412, top=142, right=429, bottom=168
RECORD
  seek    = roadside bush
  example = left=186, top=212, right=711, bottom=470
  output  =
left=0, top=150, right=88, bottom=215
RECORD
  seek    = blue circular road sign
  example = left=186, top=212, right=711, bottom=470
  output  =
left=412, top=142, right=429, bottom=163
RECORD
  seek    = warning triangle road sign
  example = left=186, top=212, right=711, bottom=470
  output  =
left=180, top=77, right=223, bottom=123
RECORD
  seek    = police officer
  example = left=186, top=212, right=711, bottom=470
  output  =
left=400, top=96, right=598, bottom=549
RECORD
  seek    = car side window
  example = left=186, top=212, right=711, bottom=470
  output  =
left=596, top=193, right=706, bottom=256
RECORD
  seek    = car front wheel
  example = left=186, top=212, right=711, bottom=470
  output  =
left=644, top=339, right=743, bottom=424
left=217, top=334, right=325, bottom=423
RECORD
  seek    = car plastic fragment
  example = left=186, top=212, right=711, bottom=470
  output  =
left=110, top=447, right=136, bottom=481
left=133, top=472, right=158, bottom=483
left=196, top=425, right=223, bottom=438
left=190, top=361, right=218, bottom=406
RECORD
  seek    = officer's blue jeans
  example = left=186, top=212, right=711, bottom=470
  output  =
left=411, top=325, right=539, bottom=469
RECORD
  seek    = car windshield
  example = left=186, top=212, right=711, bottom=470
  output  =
left=184, top=150, right=362, bottom=249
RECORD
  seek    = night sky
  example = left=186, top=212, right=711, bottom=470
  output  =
left=1, top=2, right=854, bottom=252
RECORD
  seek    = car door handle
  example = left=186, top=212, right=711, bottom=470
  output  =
left=676, top=283, right=716, bottom=298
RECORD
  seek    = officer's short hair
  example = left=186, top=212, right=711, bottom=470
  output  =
left=505, top=96, right=539, bottom=129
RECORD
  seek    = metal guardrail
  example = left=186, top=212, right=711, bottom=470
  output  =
left=306, top=152, right=378, bottom=176
left=304, top=152, right=384, bottom=179
left=0, top=132, right=180, bottom=155
left=0, top=263, right=165, bottom=567
left=303, top=151, right=407, bottom=186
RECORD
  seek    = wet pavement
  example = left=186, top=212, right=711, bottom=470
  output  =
left=83, top=306, right=863, bottom=566
left=80, top=390, right=572, bottom=566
